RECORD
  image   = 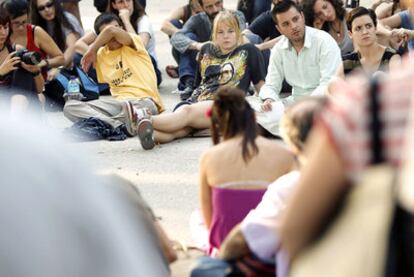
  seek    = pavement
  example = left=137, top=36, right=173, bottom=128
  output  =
left=45, top=0, right=238, bottom=275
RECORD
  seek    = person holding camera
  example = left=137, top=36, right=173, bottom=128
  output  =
left=0, top=6, right=44, bottom=112
left=3, top=0, right=64, bottom=81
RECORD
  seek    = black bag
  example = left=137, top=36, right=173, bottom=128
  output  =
left=44, top=66, right=100, bottom=111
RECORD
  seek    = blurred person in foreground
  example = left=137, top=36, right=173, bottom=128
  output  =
left=279, top=57, right=414, bottom=264
left=0, top=105, right=174, bottom=276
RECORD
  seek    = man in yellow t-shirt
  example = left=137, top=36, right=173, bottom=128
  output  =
left=63, top=13, right=163, bottom=149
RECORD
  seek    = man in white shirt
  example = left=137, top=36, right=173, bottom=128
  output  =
left=259, top=0, right=341, bottom=111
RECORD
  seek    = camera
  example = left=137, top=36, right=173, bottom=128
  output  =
left=14, top=49, right=42, bottom=66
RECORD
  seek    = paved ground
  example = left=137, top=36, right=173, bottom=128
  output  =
left=45, top=0, right=238, bottom=275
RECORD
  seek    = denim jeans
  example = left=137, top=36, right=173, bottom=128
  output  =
left=175, top=32, right=199, bottom=90
left=190, top=256, right=231, bottom=277
left=252, top=0, right=272, bottom=22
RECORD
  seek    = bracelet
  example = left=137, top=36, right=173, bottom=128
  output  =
left=43, top=59, right=50, bottom=70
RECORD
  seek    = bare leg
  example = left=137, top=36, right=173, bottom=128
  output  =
left=154, top=127, right=193, bottom=144
left=152, top=101, right=212, bottom=133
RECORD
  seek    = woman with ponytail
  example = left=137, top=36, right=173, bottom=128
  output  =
left=191, top=87, right=295, bottom=255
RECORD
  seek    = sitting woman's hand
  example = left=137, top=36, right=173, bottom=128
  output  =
left=0, top=52, right=21, bottom=76
left=46, top=68, right=60, bottom=81
left=118, top=8, right=131, bottom=19
left=20, top=62, right=41, bottom=76
left=313, top=17, right=325, bottom=30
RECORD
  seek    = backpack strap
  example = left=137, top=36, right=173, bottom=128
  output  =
left=369, top=75, right=383, bottom=165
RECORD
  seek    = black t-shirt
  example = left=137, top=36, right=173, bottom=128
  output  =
left=193, top=43, right=265, bottom=102
left=248, top=11, right=280, bottom=40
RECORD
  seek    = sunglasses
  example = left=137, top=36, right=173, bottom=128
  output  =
left=37, top=1, right=54, bottom=12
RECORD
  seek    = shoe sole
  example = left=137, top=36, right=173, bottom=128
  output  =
left=137, top=119, right=155, bottom=150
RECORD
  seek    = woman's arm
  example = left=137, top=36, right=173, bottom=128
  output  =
left=160, top=6, right=185, bottom=36
left=47, top=32, right=80, bottom=81
left=199, top=152, right=213, bottom=228
left=280, top=127, right=348, bottom=259
left=119, top=9, right=137, bottom=34
left=63, top=32, right=80, bottom=67
left=35, top=26, right=64, bottom=69
left=74, top=31, right=97, bottom=55
left=389, top=52, right=401, bottom=72
left=380, top=12, right=402, bottom=29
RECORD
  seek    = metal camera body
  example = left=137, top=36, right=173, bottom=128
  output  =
left=14, top=49, right=42, bottom=66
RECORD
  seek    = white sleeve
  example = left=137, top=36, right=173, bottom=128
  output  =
left=137, top=15, right=153, bottom=38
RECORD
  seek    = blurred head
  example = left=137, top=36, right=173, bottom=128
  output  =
left=274, top=0, right=306, bottom=44
left=94, top=13, right=124, bottom=49
left=0, top=6, right=11, bottom=46
left=198, top=0, right=223, bottom=20
left=212, top=11, right=242, bottom=53
left=31, top=0, right=57, bottom=21
left=2, top=0, right=28, bottom=35
left=303, top=0, right=345, bottom=28
left=210, top=87, right=259, bottom=163
left=29, top=0, right=73, bottom=51
left=346, top=7, right=377, bottom=47
left=110, top=0, right=144, bottom=32
left=280, top=97, right=326, bottom=155
left=190, top=0, right=203, bottom=13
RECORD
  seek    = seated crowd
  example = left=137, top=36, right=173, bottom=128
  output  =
left=0, top=0, right=413, bottom=275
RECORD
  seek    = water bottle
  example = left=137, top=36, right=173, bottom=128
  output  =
left=67, top=76, right=80, bottom=95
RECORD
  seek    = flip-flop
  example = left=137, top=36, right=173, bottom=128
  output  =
left=165, top=65, right=179, bottom=79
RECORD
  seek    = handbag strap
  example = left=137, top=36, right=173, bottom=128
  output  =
left=370, top=75, right=383, bottom=165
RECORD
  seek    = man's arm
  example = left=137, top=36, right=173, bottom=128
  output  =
left=256, top=37, right=282, bottom=51
left=171, top=14, right=203, bottom=53
left=311, top=36, right=341, bottom=96
left=81, top=26, right=134, bottom=72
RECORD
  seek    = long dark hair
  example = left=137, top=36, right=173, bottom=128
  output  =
left=29, top=0, right=78, bottom=51
left=303, top=0, right=346, bottom=31
left=210, top=87, right=259, bottom=163
left=109, top=0, right=145, bottom=33
left=0, top=5, right=11, bottom=43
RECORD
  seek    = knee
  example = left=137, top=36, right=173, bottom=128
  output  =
left=63, top=100, right=82, bottom=117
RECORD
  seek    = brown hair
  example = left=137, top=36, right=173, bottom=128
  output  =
left=280, top=97, right=326, bottom=152
left=210, top=87, right=259, bottom=163
left=346, top=7, right=377, bottom=32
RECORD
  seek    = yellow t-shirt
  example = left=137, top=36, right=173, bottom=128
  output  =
left=96, top=34, right=164, bottom=112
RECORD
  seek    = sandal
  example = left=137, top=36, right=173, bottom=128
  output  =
left=165, top=65, right=179, bottom=79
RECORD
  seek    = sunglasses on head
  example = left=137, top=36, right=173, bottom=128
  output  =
left=37, top=1, right=54, bottom=12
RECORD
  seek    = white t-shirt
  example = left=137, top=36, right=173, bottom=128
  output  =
left=137, top=15, right=158, bottom=64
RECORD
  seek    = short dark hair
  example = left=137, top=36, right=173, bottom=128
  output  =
left=273, top=0, right=302, bottom=25
left=94, top=13, right=123, bottom=35
left=2, top=0, right=27, bottom=19
left=346, top=7, right=377, bottom=31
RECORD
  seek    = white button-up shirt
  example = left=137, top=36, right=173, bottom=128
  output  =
left=259, top=27, right=341, bottom=104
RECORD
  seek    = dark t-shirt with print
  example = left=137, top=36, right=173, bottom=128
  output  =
left=192, top=42, right=265, bottom=102
left=249, top=11, right=280, bottom=40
